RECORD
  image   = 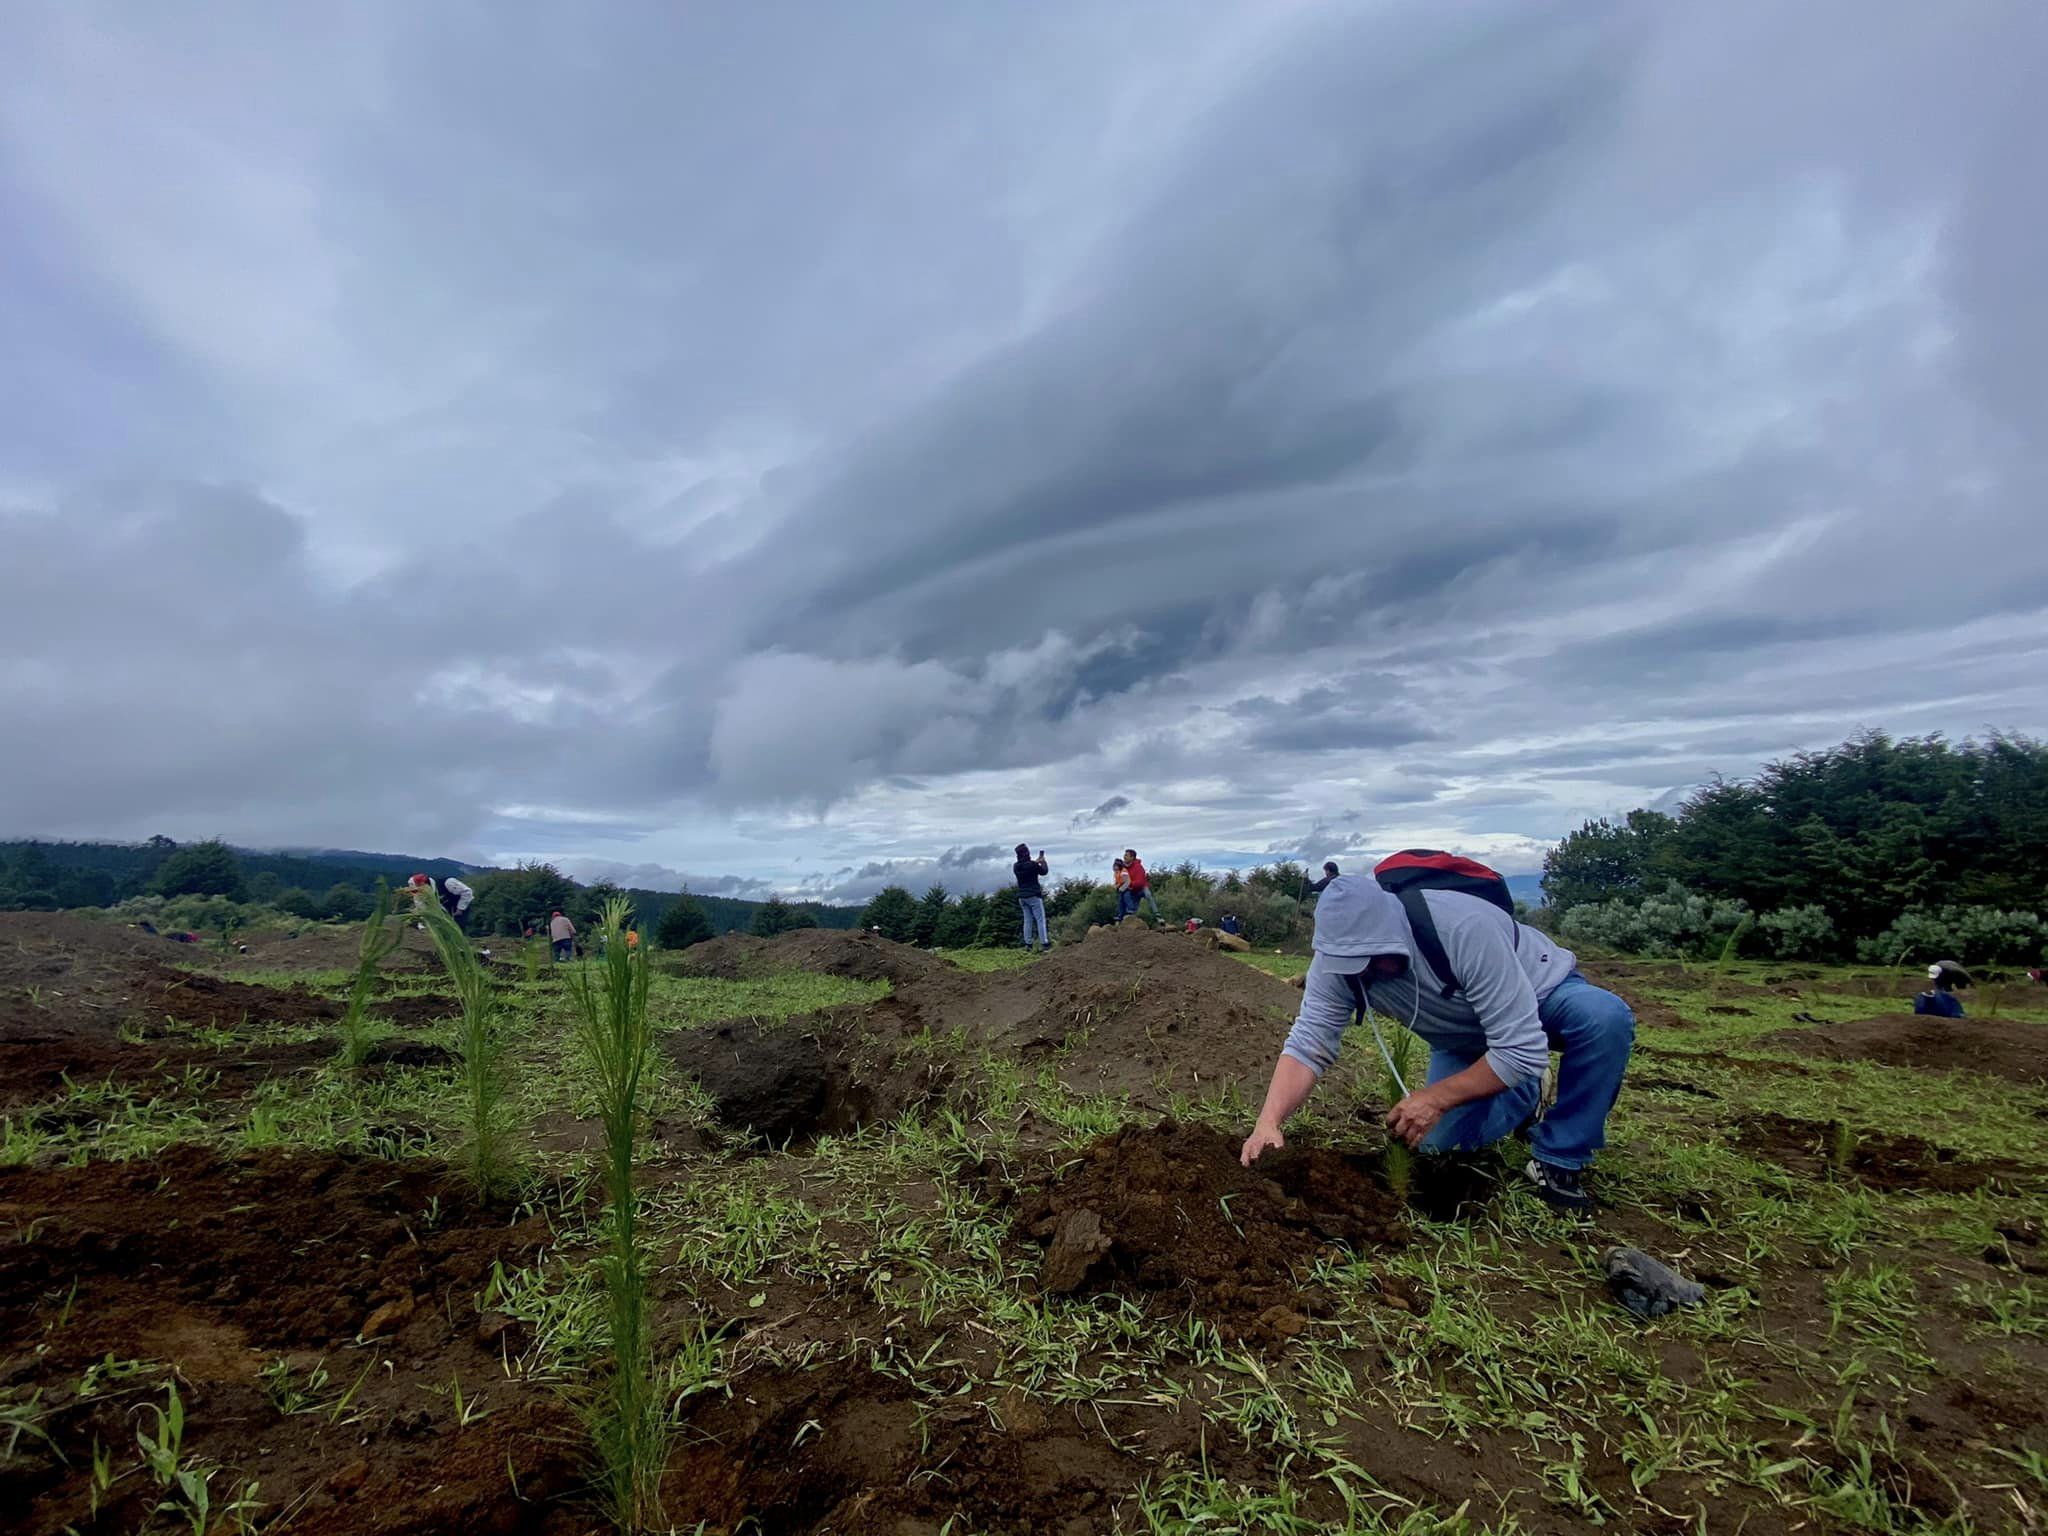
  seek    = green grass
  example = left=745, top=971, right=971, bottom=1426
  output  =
left=936, top=947, right=1039, bottom=973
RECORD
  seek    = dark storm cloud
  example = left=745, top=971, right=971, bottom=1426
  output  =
left=1, top=0, right=2044, bottom=887
left=1069, top=795, right=1130, bottom=832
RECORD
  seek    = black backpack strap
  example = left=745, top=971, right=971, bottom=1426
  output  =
left=1341, top=968, right=1368, bottom=1022
left=1394, top=888, right=1463, bottom=999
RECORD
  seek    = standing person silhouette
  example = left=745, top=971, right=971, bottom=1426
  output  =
left=1122, top=850, right=1162, bottom=923
left=1013, top=844, right=1051, bottom=953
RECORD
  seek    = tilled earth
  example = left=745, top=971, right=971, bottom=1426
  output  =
left=3, top=915, right=2048, bottom=1532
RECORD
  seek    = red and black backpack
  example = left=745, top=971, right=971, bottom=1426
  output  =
left=1372, top=850, right=1518, bottom=999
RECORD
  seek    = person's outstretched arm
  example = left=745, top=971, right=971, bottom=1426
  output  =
left=1242, top=958, right=1350, bottom=1164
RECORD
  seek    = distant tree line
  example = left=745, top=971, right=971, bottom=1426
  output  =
left=1541, top=731, right=2048, bottom=965
left=0, top=837, right=857, bottom=943
left=857, top=861, right=1324, bottom=950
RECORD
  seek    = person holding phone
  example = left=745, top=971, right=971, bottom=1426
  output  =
left=1014, top=843, right=1052, bottom=953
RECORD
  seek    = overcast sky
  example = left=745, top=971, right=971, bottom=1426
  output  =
left=3, top=1, right=2043, bottom=903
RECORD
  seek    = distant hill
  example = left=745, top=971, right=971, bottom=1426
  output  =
left=0, top=837, right=857, bottom=935
left=1507, top=873, right=1545, bottom=904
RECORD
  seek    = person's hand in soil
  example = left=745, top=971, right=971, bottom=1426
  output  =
left=1385, top=1089, right=1445, bottom=1148
left=1240, top=1123, right=1285, bottom=1166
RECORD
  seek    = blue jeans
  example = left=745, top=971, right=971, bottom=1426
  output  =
left=552, top=939, right=572, bottom=962
left=1417, top=973, right=1634, bottom=1170
left=1125, top=887, right=1161, bottom=922
left=1019, top=897, right=1048, bottom=950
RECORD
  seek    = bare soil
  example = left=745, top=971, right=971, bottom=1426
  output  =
left=0, top=913, right=348, bottom=1108
left=1016, top=1120, right=1408, bottom=1342
left=8, top=914, right=2047, bottom=1533
left=0, top=1146, right=581, bottom=1536
left=1760, top=1013, right=2048, bottom=1085
left=1732, top=1111, right=2038, bottom=1194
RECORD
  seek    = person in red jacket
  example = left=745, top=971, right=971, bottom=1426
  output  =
left=1122, top=850, right=1162, bottom=923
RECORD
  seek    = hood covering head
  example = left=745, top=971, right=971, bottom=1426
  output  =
left=1309, top=875, right=1415, bottom=962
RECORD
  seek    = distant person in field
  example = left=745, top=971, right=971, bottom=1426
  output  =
left=1220, top=912, right=1241, bottom=936
left=1014, top=843, right=1051, bottom=953
left=548, top=910, right=575, bottom=963
left=1112, top=859, right=1132, bottom=920
left=1307, top=861, right=1340, bottom=895
left=1241, top=860, right=1635, bottom=1214
left=1914, top=961, right=1969, bottom=1018
left=408, top=873, right=475, bottom=931
left=1122, top=850, right=1162, bottom=923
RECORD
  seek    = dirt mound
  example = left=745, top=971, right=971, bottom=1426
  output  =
left=666, top=927, right=949, bottom=987
left=0, top=1146, right=577, bottom=1536
left=1732, top=1113, right=2035, bottom=1193
left=1761, top=1015, right=2048, bottom=1086
left=668, top=1014, right=949, bottom=1143
left=671, top=925, right=1305, bottom=1109
left=1014, top=1120, right=1406, bottom=1341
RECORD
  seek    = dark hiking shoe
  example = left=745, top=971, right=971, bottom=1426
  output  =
left=1524, top=1158, right=1594, bottom=1214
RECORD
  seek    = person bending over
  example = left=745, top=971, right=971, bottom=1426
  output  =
left=1240, top=875, right=1634, bottom=1212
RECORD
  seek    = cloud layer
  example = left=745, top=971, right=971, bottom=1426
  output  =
left=2, top=1, right=2043, bottom=900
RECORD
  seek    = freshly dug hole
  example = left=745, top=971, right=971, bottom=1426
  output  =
left=667, top=1016, right=948, bottom=1144
left=1014, top=1120, right=1407, bottom=1342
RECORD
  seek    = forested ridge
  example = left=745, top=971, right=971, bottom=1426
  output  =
left=1541, top=731, right=2048, bottom=963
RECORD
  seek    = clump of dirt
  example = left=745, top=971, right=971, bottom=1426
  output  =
left=0, top=1146, right=578, bottom=1535
left=1732, top=1113, right=2035, bottom=1193
left=1760, top=1015, right=2048, bottom=1086
left=1013, top=1120, right=1406, bottom=1341
left=667, top=1015, right=949, bottom=1144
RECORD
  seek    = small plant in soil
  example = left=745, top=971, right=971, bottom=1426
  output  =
left=570, top=894, right=664, bottom=1530
left=337, top=882, right=403, bottom=1068
left=419, top=899, right=520, bottom=1196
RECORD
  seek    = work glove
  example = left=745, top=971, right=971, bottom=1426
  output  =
left=1602, top=1246, right=1705, bottom=1319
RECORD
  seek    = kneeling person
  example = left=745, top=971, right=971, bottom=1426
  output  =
left=1240, top=872, right=1634, bottom=1212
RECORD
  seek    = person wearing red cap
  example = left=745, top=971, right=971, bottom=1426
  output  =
left=548, top=909, right=576, bottom=963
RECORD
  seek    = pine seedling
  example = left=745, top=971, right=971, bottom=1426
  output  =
left=570, top=895, right=664, bottom=1530
left=419, top=901, right=519, bottom=1197
left=337, top=883, right=403, bottom=1068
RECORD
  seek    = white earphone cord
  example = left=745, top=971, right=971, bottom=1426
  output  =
left=1359, top=979, right=1422, bottom=1100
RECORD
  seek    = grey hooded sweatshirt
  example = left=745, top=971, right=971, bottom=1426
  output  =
left=1282, top=875, right=1579, bottom=1086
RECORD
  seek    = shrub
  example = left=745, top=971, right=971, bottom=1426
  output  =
left=1757, top=904, right=1838, bottom=961
left=1559, top=884, right=1751, bottom=959
left=654, top=895, right=712, bottom=951
left=1857, top=906, right=2046, bottom=967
